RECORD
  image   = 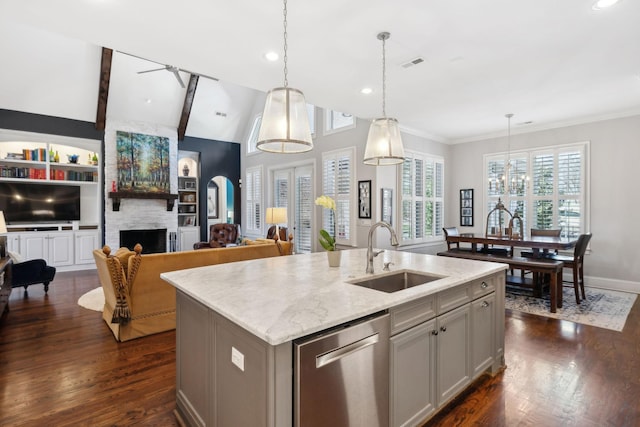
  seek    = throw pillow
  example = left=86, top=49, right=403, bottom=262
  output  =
left=8, top=250, right=24, bottom=264
left=114, top=247, right=135, bottom=276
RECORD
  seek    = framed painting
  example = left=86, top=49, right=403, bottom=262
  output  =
left=460, top=189, right=474, bottom=226
left=358, top=180, right=372, bottom=219
left=208, top=181, right=219, bottom=219
left=116, top=131, right=170, bottom=193
left=381, top=188, right=392, bottom=224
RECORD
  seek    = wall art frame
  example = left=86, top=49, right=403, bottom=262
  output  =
left=381, top=188, right=392, bottom=224
left=358, top=180, right=372, bottom=219
left=460, top=188, right=474, bottom=226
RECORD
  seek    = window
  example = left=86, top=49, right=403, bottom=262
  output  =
left=322, top=147, right=356, bottom=247
left=307, top=104, right=316, bottom=136
left=246, top=115, right=262, bottom=154
left=245, top=166, right=262, bottom=233
left=400, top=151, right=445, bottom=244
left=324, top=109, right=355, bottom=135
left=484, top=142, right=588, bottom=238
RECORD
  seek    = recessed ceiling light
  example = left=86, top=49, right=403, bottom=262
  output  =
left=264, top=51, right=279, bottom=62
left=145, top=98, right=152, bottom=104
left=592, top=0, right=620, bottom=10
left=361, top=87, right=373, bottom=95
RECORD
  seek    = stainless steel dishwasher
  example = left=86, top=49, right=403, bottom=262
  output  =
left=294, top=311, right=390, bottom=427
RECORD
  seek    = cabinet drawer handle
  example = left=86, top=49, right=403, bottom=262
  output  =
left=440, top=326, right=447, bottom=333
left=481, top=301, right=490, bottom=308
left=431, top=330, right=438, bottom=336
left=481, top=281, right=488, bottom=289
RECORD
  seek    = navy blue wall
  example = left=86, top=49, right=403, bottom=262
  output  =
left=179, top=137, right=241, bottom=242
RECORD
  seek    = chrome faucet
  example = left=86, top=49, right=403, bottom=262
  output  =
left=366, top=221, right=399, bottom=274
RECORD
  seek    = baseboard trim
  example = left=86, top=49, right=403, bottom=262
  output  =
left=583, top=275, right=640, bottom=294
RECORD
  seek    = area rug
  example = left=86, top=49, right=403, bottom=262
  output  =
left=505, top=286, right=636, bottom=331
left=77, top=287, right=104, bottom=312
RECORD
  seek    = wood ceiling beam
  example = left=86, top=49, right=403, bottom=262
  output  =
left=178, top=74, right=199, bottom=141
left=95, top=47, right=113, bottom=131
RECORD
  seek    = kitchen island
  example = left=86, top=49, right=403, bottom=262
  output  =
left=161, top=248, right=507, bottom=427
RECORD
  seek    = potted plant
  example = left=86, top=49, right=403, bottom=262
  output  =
left=315, top=195, right=341, bottom=266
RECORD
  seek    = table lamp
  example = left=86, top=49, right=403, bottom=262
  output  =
left=265, top=207, right=287, bottom=241
left=0, top=211, right=7, bottom=258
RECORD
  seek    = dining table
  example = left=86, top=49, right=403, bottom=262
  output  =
left=446, top=233, right=579, bottom=256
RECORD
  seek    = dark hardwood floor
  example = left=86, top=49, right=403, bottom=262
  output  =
left=1, top=270, right=639, bottom=426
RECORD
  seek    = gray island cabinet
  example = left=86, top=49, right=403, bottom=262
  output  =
left=161, top=248, right=507, bottom=427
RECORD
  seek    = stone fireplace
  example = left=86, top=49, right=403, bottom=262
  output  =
left=103, top=119, right=178, bottom=251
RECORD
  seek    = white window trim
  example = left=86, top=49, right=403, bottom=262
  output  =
left=483, top=141, right=590, bottom=238
left=322, top=109, right=356, bottom=136
left=321, top=146, right=357, bottom=248
left=246, top=114, right=262, bottom=156
left=244, top=165, right=263, bottom=237
left=398, top=149, right=445, bottom=246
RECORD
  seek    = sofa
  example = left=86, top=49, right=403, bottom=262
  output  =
left=93, top=238, right=293, bottom=342
left=193, top=223, right=240, bottom=249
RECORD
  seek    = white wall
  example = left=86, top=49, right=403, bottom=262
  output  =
left=242, top=110, right=450, bottom=252
left=448, top=114, right=640, bottom=291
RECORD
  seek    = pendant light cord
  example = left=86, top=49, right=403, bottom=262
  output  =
left=381, top=34, right=387, bottom=117
left=282, top=0, right=288, bottom=88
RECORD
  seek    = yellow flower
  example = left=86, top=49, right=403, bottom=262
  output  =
left=315, top=195, right=337, bottom=251
left=315, top=195, right=336, bottom=211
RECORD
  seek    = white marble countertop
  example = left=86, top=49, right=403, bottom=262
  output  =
left=161, top=248, right=506, bottom=346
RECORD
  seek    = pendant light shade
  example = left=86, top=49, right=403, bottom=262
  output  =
left=256, top=0, right=313, bottom=154
left=364, top=31, right=405, bottom=166
left=363, top=117, right=405, bottom=165
left=256, top=86, right=313, bottom=153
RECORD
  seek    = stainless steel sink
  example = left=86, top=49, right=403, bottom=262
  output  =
left=348, top=270, right=444, bottom=293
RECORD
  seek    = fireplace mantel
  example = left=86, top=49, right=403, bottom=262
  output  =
left=108, top=191, right=179, bottom=211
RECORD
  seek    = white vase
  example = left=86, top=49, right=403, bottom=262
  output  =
left=327, top=250, right=342, bottom=267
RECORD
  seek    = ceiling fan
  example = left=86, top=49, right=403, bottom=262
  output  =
left=137, top=64, right=186, bottom=88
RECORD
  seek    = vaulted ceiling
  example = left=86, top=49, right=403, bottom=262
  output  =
left=2, top=0, right=639, bottom=143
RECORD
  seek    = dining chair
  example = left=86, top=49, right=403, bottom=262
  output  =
left=443, top=227, right=460, bottom=250
left=547, top=233, right=592, bottom=304
left=443, top=227, right=472, bottom=251
left=519, top=228, right=563, bottom=289
left=520, top=228, right=562, bottom=258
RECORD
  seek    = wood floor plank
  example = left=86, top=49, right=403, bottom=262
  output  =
left=1, top=270, right=639, bottom=426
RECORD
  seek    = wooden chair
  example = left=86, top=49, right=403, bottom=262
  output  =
left=442, top=226, right=474, bottom=252
left=266, top=225, right=290, bottom=242
left=520, top=228, right=562, bottom=258
left=520, top=228, right=563, bottom=288
left=547, top=233, right=592, bottom=304
left=443, top=227, right=461, bottom=250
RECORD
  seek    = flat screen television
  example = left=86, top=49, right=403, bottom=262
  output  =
left=0, top=182, right=81, bottom=223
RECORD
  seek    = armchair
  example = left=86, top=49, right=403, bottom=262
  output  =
left=12, top=259, right=57, bottom=293
left=266, top=225, right=291, bottom=241
left=193, top=223, right=240, bottom=249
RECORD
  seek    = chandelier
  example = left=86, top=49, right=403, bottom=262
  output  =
left=489, top=113, right=529, bottom=194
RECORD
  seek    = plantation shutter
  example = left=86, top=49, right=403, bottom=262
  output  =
left=245, top=166, right=262, bottom=232
left=322, top=148, right=355, bottom=246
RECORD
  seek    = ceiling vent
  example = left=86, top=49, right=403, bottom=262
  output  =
left=215, top=112, right=227, bottom=117
left=401, top=57, right=425, bottom=68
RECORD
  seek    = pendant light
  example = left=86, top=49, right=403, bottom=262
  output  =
left=497, top=113, right=529, bottom=194
left=363, top=32, right=405, bottom=166
left=256, top=0, right=313, bottom=154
